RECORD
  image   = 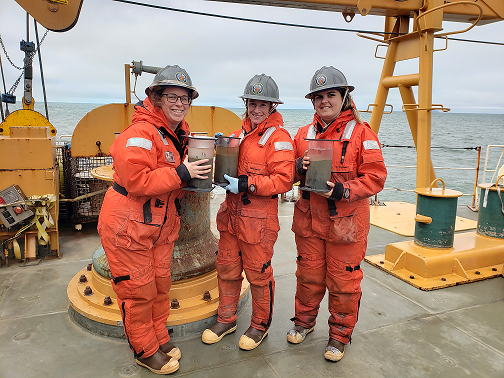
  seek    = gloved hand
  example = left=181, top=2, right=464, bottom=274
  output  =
left=214, top=132, right=224, bottom=146
left=224, top=174, right=239, bottom=194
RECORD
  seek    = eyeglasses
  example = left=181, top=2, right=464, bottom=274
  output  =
left=161, top=93, right=191, bottom=105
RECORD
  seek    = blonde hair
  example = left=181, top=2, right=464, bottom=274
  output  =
left=339, top=88, right=363, bottom=124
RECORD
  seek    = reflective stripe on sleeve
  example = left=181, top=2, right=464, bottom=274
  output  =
left=274, top=141, right=293, bottom=151
left=363, top=140, right=380, bottom=150
left=126, top=137, right=153, bottom=150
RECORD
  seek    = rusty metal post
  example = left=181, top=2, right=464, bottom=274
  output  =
left=125, top=64, right=131, bottom=104
left=471, top=146, right=482, bottom=209
left=171, top=191, right=218, bottom=281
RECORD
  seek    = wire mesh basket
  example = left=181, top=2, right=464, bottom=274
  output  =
left=68, top=155, right=112, bottom=223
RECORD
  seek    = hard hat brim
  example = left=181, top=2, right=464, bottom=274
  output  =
left=305, top=85, right=354, bottom=99
left=305, top=85, right=355, bottom=99
left=239, top=95, right=283, bottom=104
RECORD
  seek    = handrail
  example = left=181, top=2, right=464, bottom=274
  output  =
left=401, top=104, right=450, bottom=112
left=379, top=145, right=482, bottom=207
left=361, top=103, right=393, bottom=114
left=415, top=1, right=483, bottom=38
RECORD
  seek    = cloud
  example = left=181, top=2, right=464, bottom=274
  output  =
left=1, top=0, right=503, bottom=113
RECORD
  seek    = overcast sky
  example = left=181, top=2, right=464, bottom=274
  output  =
left=2, top=0, right=503, bottom=113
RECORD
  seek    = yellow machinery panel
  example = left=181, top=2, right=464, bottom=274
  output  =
left=70, top=104, right=241, bottom=157
left=0, top=128, right=57, bottom=170
left=0, top=109, right=56, bottom=137
left=0, top=127, right=60, bottom=259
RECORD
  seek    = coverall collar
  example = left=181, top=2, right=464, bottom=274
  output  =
left=313, top=109, right=354, bottom=137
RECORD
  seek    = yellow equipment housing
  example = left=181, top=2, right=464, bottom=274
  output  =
left=0, top=126, right=60, bottom=260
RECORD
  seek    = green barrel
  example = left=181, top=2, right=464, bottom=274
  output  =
left=477, top=183, right=504, bottom=239
left=414, top=179, right=463, bottom=249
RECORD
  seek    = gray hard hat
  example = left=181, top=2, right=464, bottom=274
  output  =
left=239, top=74, right=283, bottom=104
left=145, top=65, right=199, bottom=99
left=305, top=66, right=354, bottom=99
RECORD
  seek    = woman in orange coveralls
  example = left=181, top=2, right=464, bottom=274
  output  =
left=97, top=65, right=211, bottom=375
left=287, top=66, right=387, bottom=362
left=201, top=74, right=295, bottom=350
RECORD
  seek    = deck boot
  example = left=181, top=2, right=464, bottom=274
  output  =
left=159, top=341, right=181, bottom=360
left=202, top=321, right=237, bottom=344
left=238, top=326, right=268, bottom=350
left=287, top=325, right=314, bottom=344
left=324, top=339, right=345, bottom=362
left=135, top=349, right=179, bottom=375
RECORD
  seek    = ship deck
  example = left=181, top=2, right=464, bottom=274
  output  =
left=1, top=193, right=503, bottom=377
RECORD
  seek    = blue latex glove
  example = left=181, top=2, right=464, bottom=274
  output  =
left=224, top=174, right=239, bottom=194
left=214, top=132, right=223, bottom=146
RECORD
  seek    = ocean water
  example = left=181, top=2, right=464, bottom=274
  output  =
left=3, top=102, right=503, bottom=206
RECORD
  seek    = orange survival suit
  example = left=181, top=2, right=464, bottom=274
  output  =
left=216, top=110, right=294, bottom=332
left=291, top=109, right=386, bottom=344
left=97, top=98, right=191, bottom=359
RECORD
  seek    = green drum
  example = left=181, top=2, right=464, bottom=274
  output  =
left=477, top=177, right=504, bottom=239
left=414, top=179, right=463, bottom=249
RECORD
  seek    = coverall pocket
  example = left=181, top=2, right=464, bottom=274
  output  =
left=331, top=163, right=355, bottom=184
left=216, top=201, right=231, bottom=232
left=115, top=212, right=161, bottom=250
left=247, top=162, right=267, bottom=176
left=328, top=212, right=358, bottom=244
left=237, top=208, right=267, bottom=244
left=291, top=199, right=312, bottom=237
left=326, top=257, right=363, bottom=293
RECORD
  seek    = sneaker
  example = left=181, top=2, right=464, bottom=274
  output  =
left=286, top=325, right=314, bottom=344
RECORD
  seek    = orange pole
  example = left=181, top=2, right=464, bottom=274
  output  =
left=125, top=64, right=131, bottom=104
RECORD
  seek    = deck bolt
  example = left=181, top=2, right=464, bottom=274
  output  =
left=202, top=291, right=211, bottom=301
left=79, top=274, right=88, bottom=283
left=475, top=271, right=481, bottom=275
left=441, top=277, right=446, bottom=281
left=171, top=299, right=180, bottom=309
left=409, top=275, right=415, bottom=279
left=379, top=260, right=384, bottom=264
left=87, top=263, right=92, bottom=271
left=492, top=268, right=497, bottom=271
left=103, top=296, right=112, bottom=306
left=84, top=286, right=93, bottom=296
